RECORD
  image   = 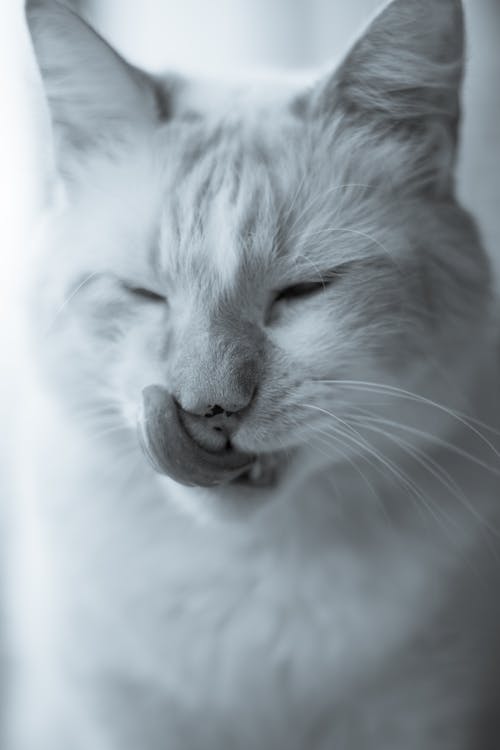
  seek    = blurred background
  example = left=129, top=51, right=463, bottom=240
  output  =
left=80, top=0, right=381, bottom=72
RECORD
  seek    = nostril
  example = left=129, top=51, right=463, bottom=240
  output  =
left=176, top=382, right=257, bottom=420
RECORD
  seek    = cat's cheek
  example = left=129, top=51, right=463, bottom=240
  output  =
left=110, top=322, right=170, bottom=429
left=270, top=310, right=345, bottom=378
left=78, top=303, right=134, bottom=341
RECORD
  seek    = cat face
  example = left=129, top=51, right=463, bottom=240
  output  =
left=27, top=0, right=491, bottom=494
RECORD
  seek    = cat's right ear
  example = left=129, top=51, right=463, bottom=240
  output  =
left=25, top=0, right=163, bottom=175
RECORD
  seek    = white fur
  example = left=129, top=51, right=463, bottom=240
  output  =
left=7, top=1, right=500, bottom=748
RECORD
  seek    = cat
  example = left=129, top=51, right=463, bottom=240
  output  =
left=7, top=0, right=500, bottom=747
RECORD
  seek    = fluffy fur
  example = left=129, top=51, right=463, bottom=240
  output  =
left=7, top=0, right=500, bottom=748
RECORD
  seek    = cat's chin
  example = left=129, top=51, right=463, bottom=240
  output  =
left=155, top=449, right=292, bottom=522
left=229, top=452, right=281, bottom=488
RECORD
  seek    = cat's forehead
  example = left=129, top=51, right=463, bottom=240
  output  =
left=156, top=91, right=304, bottom=291
left=169, top=72, right=305, bottom=123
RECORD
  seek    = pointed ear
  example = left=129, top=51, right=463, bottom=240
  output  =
left=308, top=0, right=465, bottom=193
left=330, top=0, right=464, bottom=123
left=25, top=0, right=163, bottom=173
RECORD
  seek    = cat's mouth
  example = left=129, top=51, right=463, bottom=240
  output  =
left=138, top=385, right=263, bottom=488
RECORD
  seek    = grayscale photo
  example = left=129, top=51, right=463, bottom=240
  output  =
left=1, top=0, right=500, bottom=747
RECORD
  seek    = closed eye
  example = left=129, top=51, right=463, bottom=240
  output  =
left=274, top=281, right=327, bottom=303
left=274, top=265, right=349, bottom=304
left=124, top=285, right=166, bottom=303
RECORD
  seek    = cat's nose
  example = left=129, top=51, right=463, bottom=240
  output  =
left=170, top=315, right=265, bottom=423
left=180, top=392, right=254, bottom=420
left=175, top=385, right=255, bottom=448
left=174, top=359, right=258, bottom=418
left=173, top=360, right=258, bottom=453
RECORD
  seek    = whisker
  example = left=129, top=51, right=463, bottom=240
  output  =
left=350, top=417, right=500, bottom=539
left=315, top=380, right=500, bottom=454
left=303, top=422, right=391, bottom=521
left=347, top=413, right=500, bottom=477
left=45, top=271, right=100, bottom=335
left=302, top=404, right=456, bottom=532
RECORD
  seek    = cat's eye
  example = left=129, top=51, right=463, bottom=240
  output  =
left=274, top=281, right=328, bottom=303
left=273, top=265, right=349, bottom=305
left=124, top=285, right=166, bottom=303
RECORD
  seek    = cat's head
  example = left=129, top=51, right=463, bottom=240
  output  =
left=26, top=0, right=492, bottom=506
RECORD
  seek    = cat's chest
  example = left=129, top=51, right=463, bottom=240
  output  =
left=16, top=418, right=498, bottom=749
left=40, top=468, right=449, bottom=706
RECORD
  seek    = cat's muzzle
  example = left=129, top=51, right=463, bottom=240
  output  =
left=138, top=385, right=256, bottom=487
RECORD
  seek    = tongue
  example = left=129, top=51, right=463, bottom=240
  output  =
left=137, top=385, right=255, bottom=487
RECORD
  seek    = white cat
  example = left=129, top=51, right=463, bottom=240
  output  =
left=7, top=0, right=500, bottom=747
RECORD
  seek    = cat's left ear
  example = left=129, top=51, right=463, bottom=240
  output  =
left=25, top=0, right=163, bottom=175
left=306, top=0, right=465, bottom=192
